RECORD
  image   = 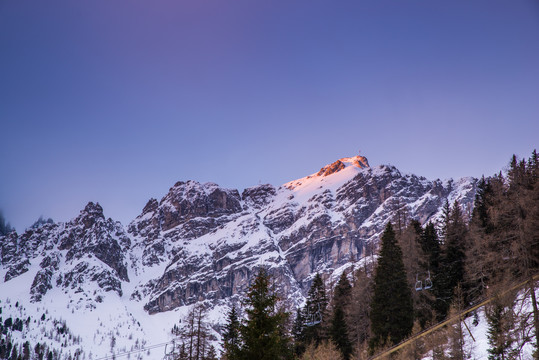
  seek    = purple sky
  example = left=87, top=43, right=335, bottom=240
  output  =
left=1, top=0, right=539, bottom=231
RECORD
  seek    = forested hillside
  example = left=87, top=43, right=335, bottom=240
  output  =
left=167, top=150, right=539, bottom=360
left=1, top=151, right=537, bottom=360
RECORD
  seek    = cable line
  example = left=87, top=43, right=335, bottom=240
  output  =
left=94, top=340, right=175, bottom=360
left=368, top=273, right=539, bottom=360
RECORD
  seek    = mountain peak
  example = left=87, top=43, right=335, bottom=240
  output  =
left=75, top=202, right=105, bottom=229
left=284, top=153, right=370, bottom=191
left=317, top=154, right=369, bottom=177
left=82, top=201, right=104, bottom=216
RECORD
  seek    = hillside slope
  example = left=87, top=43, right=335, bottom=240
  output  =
left=0, top=153, right=476, bottom=359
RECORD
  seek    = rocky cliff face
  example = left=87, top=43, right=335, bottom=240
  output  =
left=0, top=153, right=476, bottom=355
left=1, top=202, right=131, bottom=304
left=123, top=154, right=475, bottom=314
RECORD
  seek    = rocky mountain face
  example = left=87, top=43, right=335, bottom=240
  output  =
left=0, top=154, right=476, bottom=358
left=1, top=202, right=130, bottom=303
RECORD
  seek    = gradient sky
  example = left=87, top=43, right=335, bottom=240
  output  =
left=1, top=0, right=538, bottom=231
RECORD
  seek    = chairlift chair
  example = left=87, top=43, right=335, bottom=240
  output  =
left=415, top=274, right=423, bottom=291
left=305, top=316, right=321, bottom=327
left=305, top=302, right=322, bottom=327
left=424, top=270, right=433, bottom=290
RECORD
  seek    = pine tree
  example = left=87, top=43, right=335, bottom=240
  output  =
left=437, top=201, right=468, bottom=320
left=303, top=273, right=328, bottom=348
left=473, top=177, right=495, bottom=234
left=292, top=308, right=306, bottom=357
left=439, top=199, right=451, bottom=244
left=239, top=268, right=291, bottom=360
left=205, top=345, right=218, bottom=360
left=331, top=306, right=353, bottom=360
left=22, top=342, right=30, bottom=360
left=222, top=305, right=241, bottom=360
left=486, top=301, right=516, bottom=360
left=420, top=222, right=441, bottom=274
left=330, top=272, right=353, bottom=360
left=369, top=223, right=414, bottom=352
left=398, top=220, right=434, bottom=329
left=333, top=272, right=351, bottom=307
left=420, top=221, right=443, bottom=322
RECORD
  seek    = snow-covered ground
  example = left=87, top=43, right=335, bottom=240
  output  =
left=0, top=154, right=480, bottom=359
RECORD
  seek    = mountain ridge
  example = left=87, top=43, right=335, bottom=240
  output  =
left=0, top=153, right=477, bottom=359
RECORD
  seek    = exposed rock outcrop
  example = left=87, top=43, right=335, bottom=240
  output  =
left=0, top=153, right=477, bottom=319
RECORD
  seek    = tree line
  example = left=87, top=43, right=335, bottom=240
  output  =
left=167, top=150, right=539, bottom=360
left=3, top=151, right=535, bottom=360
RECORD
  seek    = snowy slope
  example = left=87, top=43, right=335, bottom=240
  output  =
left=0, top=153, right=478, bottom=359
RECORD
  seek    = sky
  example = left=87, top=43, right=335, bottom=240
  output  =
left=1, top=0, right=538, bottom=231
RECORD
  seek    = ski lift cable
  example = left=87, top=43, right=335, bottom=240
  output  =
left=369, top=273, right=539, bottom=360
left=94, top=340, right=175, bottom=360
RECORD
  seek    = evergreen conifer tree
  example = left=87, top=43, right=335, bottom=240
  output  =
left=292, top=308, right=306, bottom=357
left=436, top=201, right=468, bottom=319
left=10, top=345, right=17, bottom=360
left=369, top=222, right=414, bottom=352
left=22, top=342, right=30, bottom=360
left=330, top=306, right=353, bottom=360
left=239, top=268, right=291, bottom=360
left=397, top=220, right=434, bottom=329
left=419, top=222, right=446, bottom=322
left=222, top=305, right=241, bottom=360
left=333, top=272, right=351, bottom=306
left=330, top=272, right=353, bottom=360
left=205, top=345, right=218, bottom=360
left=303, top=273, right=328, bottom=347
left=420, top=222, right=441, bottom=274
left=439, top=199, right=451, bottom=244
left=486, top=301, right=516, bottom=360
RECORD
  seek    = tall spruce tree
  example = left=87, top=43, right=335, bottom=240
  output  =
left=292, top=308, right=306, bottom=357
left=222, top=305, right=241, bottom=360
left=419, top=222, right=445, bottom=323
left=330, top=272, right=353, bottom=360
left=239, top=268, right=291, bottom=360
left=369, top=222, right=414, bottom=352
left=398, top=220, right=433, bottom=329
left=420, top=222, right=441, bottom=276
left=294, top=273, right=329, bottom=357
left=303, top=273, right=328, bottom=347
left=436, top=201, right=468, bottom=320
left=486, top=300, right=516, bottom=360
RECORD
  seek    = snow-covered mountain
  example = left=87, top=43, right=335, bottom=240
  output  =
left=0, top=154, right=477, bottom=359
